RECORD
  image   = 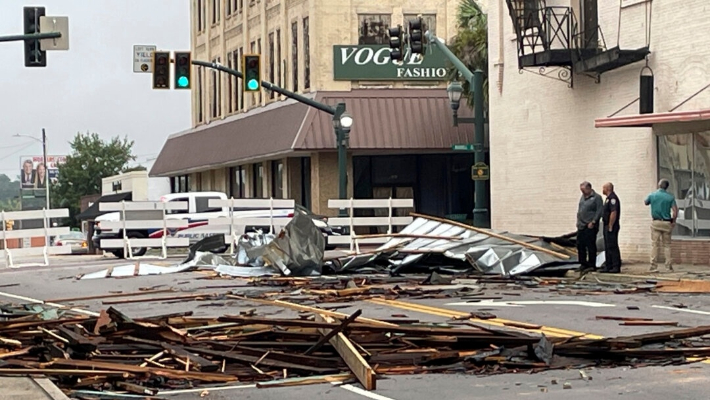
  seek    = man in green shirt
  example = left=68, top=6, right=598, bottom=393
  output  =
left=644, top=179, right=679, bottom=272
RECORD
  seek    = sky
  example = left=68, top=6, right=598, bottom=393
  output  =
left=0, top=0, right=191, bottom=178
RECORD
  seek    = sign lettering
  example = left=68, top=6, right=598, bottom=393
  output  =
left=333, top=44, right=449, bottom=81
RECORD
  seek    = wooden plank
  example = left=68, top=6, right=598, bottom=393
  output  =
left=256, top=373, right=354, bottom=388
left=47, top=289, right=176, bottom=303
left=595, top=316, right=654, bottom=322
left=656, top=280, right=710, bottom=293
left=305, top=310, right=363, bottom=355
left=1, top=208, right=69, bottom=220
left=49, top=359, right=237, bottom=382
left=99, top=220, right=189, bottom=230
left=99, top=201, right=188, bottom=212
left=161, top=342, right=220, bottom=372
left=620, top=321, right=679, bottom=326
left=0, top=227, right=69, bottom=240
left=209, top=198, right=295, bottom=208
left=100, top=237, right=189, bottom=248
left=187, top=346, right=339, bottom=375
left=315, top=313, right=376, bottom=390
left=328, top=217, right=413, bottom=227
left=328, top=199, right=414, bottom=209
left=409, top=212, right=571, bottom=259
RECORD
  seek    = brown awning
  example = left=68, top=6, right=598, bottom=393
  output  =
left=150, top=89, right=475, bottom=177
left=595, top=109, right=710, bottom=135
left=293, top=89, right=474, bottom=150
left=150, top=99, right=310, bottom=176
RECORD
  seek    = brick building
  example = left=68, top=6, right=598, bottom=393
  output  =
left=150, top=0, right=486, bottom=220
left=489, top=0, right=710, bottom=263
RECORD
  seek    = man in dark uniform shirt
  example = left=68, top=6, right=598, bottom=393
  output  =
left=601, top=182, right=621, bottom=273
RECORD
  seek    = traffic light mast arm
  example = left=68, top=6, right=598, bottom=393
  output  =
left=424, top=30, right=474, bottom=86
left=0, top=31, right=60, bottom=43
left=191, top=59, right=337, bottom=115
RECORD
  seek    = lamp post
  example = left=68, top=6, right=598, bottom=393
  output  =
left=446, top=71, right=489, bottom=228
left=14, top=129, right=50, bottom=212
left=332, top=103, right=353, bottom=216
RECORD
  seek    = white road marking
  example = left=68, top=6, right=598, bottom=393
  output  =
left=652, top=305, right=710, bottom=315
left=338, top=384, right=397, bottom=400
left=159, top=384, right=257, bottom=395
left=445, top=300, right=617, bottom=308
left=0, top=290, right=99, bottom=317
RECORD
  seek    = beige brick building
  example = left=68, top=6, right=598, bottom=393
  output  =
left=151, top=0, right=484, bottom=219
left=489, top=0, right=710, bottom=263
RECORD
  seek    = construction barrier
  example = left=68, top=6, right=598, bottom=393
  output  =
left=327, top=198, right=415, bottom=253
left=98, top=201, right=190, bottom=260
left=0, top=208, right=71, bottom=268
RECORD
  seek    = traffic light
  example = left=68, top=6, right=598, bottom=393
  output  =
left=174, top=51, right=192, bottom=89
left=388, top=25, right=404, bottom=62
left=242, top=54, right=261, bottom=92
left=409, top=17, right=425, bottom=55
left=23, top=6, right=46, bottom=67
left=152, top=51, right=171, bottom=89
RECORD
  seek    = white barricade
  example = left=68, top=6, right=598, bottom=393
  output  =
left=99, top=201, right=190, bottom=260
left=207, top=198, right=295, bottom=254
left=0, top=208, right=71, bottom=268
left=327, top=198, right=415, bottom=253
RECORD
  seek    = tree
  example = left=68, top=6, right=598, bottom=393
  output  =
left=448, top=0, right=488, bottom=109
left=0, top=174, right=20, bottom=212
left=54, top=132, right=136, bottom=220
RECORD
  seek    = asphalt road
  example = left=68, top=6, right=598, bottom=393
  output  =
left=2, top=255, right=710, bottom=399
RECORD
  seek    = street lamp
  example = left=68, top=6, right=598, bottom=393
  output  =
left=13, top=129, right=50, bottom=212
left=333, top=103, right=353, bottom=216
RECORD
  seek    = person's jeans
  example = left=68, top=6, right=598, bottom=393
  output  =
left=577, top=226, right=598, bottom=268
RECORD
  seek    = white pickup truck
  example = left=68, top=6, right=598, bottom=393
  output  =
left=93, top=191, right=340, bottom=258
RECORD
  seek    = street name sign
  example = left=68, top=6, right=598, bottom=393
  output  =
left=452, top=144, right=475, bottom=151
left=133, top=45, right=157, bottom=73
left=39, top=16, right=69, bottom=51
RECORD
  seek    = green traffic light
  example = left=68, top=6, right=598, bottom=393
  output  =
left=177, top=76, right=189, bottom=88
left=247, top=79, right=259, bottom=91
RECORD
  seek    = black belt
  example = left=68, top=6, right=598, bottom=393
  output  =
left=653, top=218, right=673, bottom=222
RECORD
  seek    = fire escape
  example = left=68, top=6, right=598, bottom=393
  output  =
left=506, top=0, right=651, bottom=88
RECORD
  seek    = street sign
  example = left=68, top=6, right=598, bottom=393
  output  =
left=133, top=45, right=157, bottom=73
left=39, top=16, right=69, bottom=51
left=452, top=144, right=475, bottom=151
left=471, top=162, right=489, bottom=181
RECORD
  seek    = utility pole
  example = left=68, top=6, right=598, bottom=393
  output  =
left=424, top=31, right=489, bottom=228
left=42, top=128, right=50, bottom=211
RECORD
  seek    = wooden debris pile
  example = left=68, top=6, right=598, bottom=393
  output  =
left=3, top=302, right=710, bottom=397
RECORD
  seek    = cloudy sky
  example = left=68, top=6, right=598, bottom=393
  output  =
left=0, top=0, right=191, bottom=178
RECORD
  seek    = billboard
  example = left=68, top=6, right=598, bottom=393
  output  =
left=20, top=155, right=66, bottom=190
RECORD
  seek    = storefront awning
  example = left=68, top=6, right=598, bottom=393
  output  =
left=150, top=89, right=475, bottom=177
left=595, top=109, right=710, bottom=135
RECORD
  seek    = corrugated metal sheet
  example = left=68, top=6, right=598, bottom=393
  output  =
left=150, top=100, right=310, bottom=177
left=295, top=89, right=475, bottom=150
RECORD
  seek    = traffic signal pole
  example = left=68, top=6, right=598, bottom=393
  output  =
left=424, top=31, right=489, bottom=228
left=0, top=31, right=60, bottom=43
left=191, top=60, right=351, bottom=211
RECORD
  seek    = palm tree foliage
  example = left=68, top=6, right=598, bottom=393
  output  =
left=447, top=0, right=488, bottom=109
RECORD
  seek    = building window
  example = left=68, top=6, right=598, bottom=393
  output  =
left=210, top=57, right=221, bottom=118
left=358, top=14, right=391, bottom=45
left=658, top=132, right=710, bottom=238
left=303, top=17, right=310, bottom=90
left=268, top=32, right=275, bottom=99
left=238, top=47, right=244, bottom=110
left=177, top=175, right=190, bottom=193
left=276, top=29, right=282, bottom=96
left=227, top=51, right=234, bottom=113
left=227, top=0, right=232, bottom=15
left=301, top=157, right=311, bottom=210
left=291, top=21, right=298, bottom=92
left=271, top=160, right=284, bottom=199
left=197, top=68, right=204, bottom=122
left=403, top=14, right=436, bottom=36
left=257, top=38, right=262, bottom=104
left=197, top=0, right=205, bottom=32
left=211, top=0, right=220, bottom=25
left=252, top=163, right=264, bottom=198
left=230, top=166, right=246, bottom=198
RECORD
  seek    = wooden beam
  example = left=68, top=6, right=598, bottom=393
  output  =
left=315, top=313, right=376, bottom=390
left=305, top=310, right=362, bottom=356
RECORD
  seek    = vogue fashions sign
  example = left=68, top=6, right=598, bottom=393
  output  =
left=333, top=45, right=448, bottom=81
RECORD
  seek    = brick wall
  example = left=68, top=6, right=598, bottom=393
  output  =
left=488, top=0, right=710, bottom=261
left=671, top=239, right=710, bottom=265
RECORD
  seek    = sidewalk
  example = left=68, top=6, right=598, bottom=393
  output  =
left=585, top=261, right=710, bottom=284
left=0, top=377, right=69, bottom=400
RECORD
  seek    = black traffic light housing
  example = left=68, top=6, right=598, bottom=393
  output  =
left=408, top=17, right=425, bottom=55
left=174, top=51, right=192, bottom=89
left=23, top=6, right=46, bottom=67
left=388, top=25, right=404, bottom=62
left=152, top=51, right=171, bottom=89
left=242, top=54, right=261, bottom=92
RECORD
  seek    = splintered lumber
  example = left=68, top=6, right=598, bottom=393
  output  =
left=409, top=212, right=570, bottom=259
left=315, top=313, right=376, bottom=390
left=102, top=292, right=221, bottom=305
left=186, top=346, right=339, bottom=375
left=620, top=321, right=679, bottom=327
left=305, top=310, right=363, bottom=356
left=596, top=316, right=654, bottom=322
left=161, top=343, right=220, bottom=372
left=256, top=373, right=355, bottom=388
left=655, top=280, right=710, bottom=293
left=49, top=359, right=238, bottom=382
left=46, top=289, right=176, bottom=303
